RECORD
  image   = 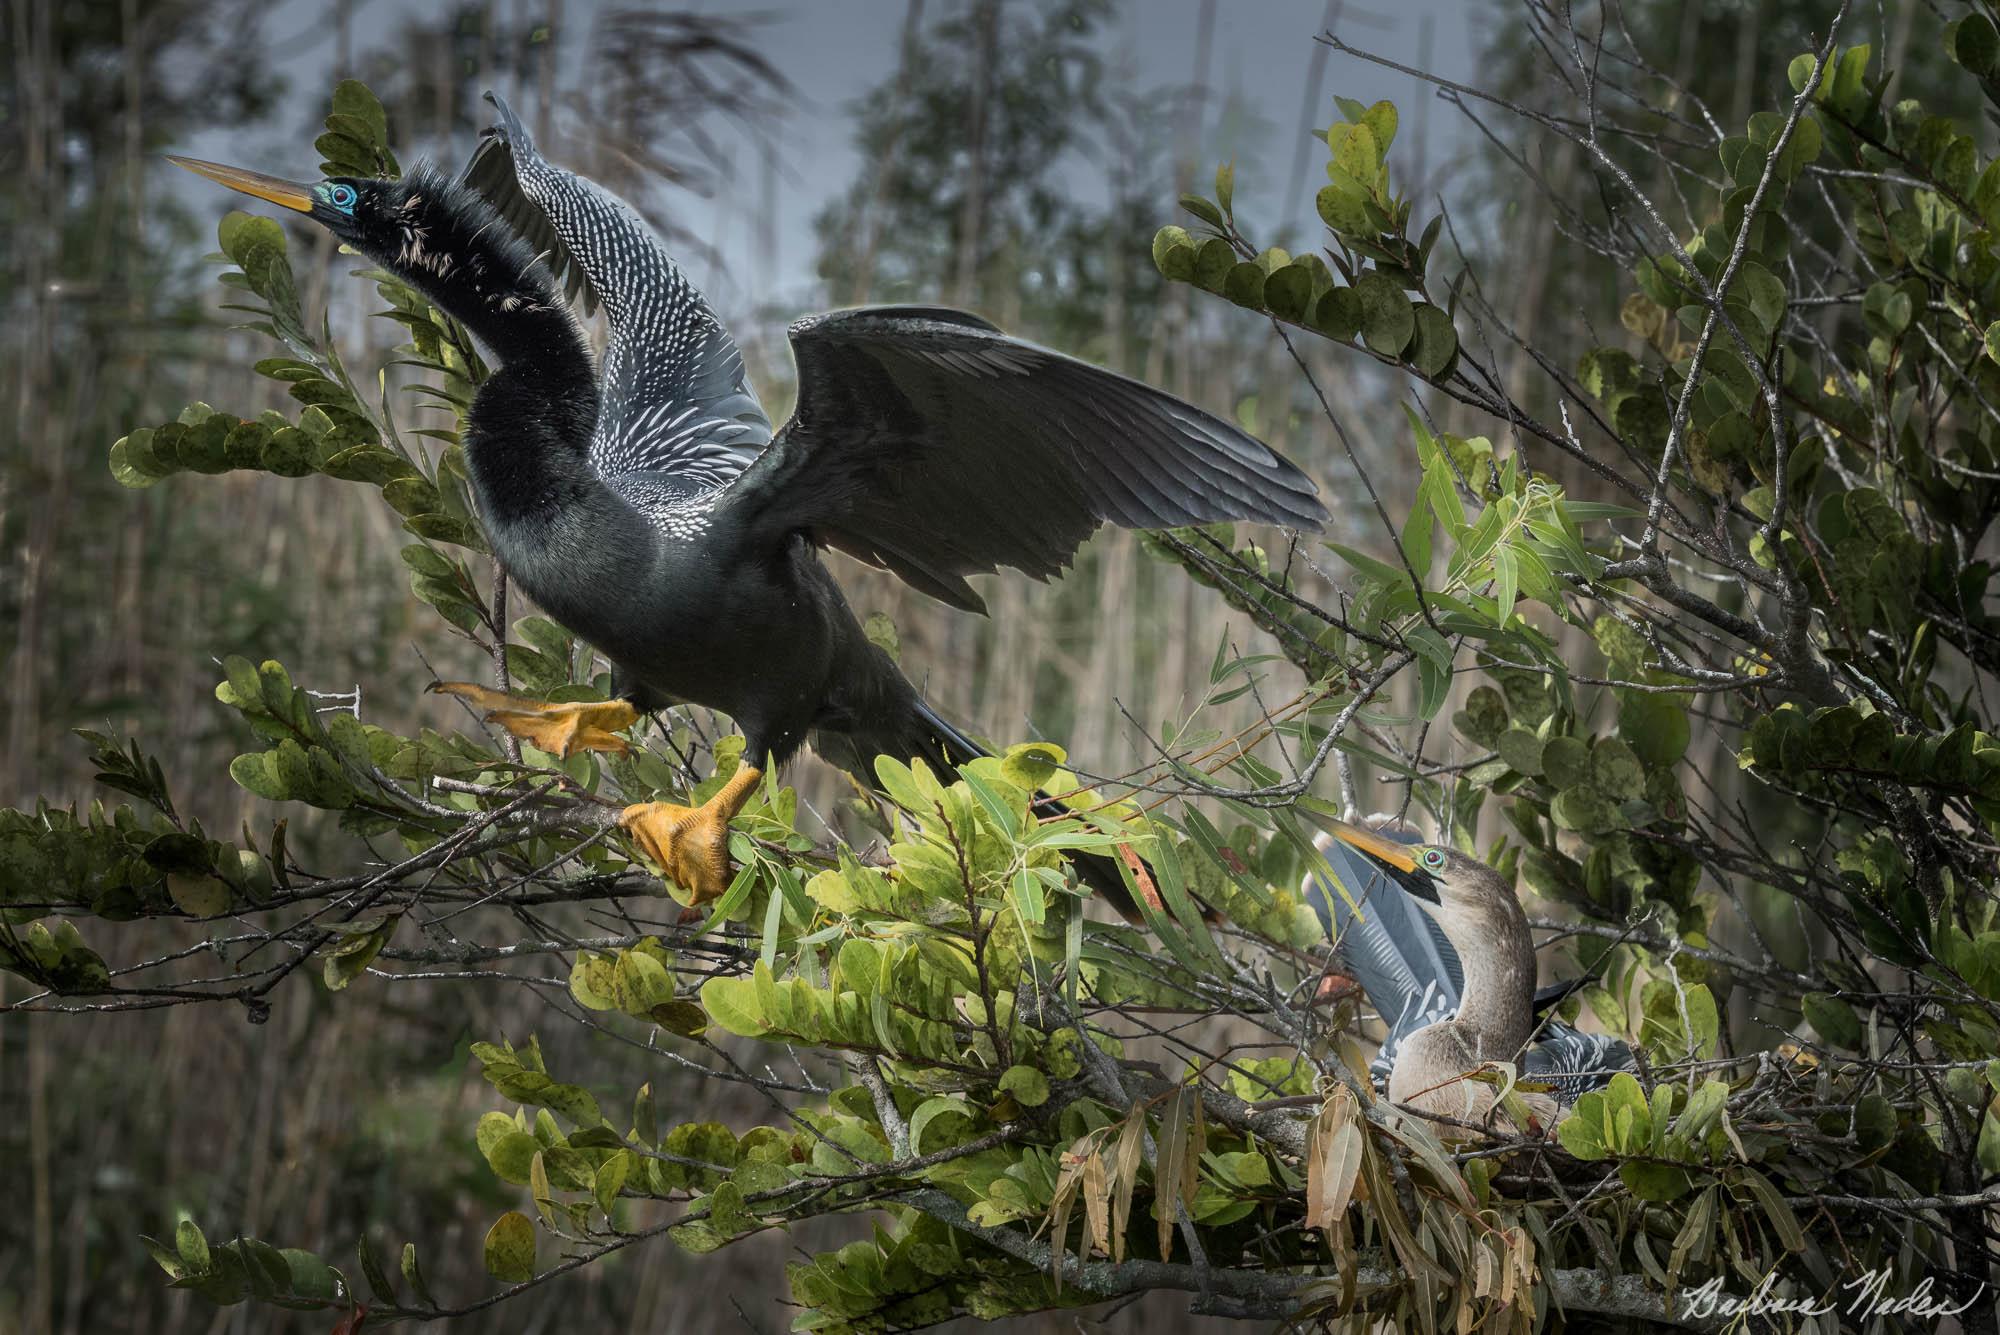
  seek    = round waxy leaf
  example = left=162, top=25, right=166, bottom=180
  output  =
left=1151, top=226, right=1197, bottom=281
left=1222, top=262, right=1266, bottom=310
left=1353, top=273, right=1414, bottom=355
left=1406, top=303, right=1458, bottom=379
left=1263, top=262, right=1315, bottom=321
left=482, top=1212, right=536, bottom=1283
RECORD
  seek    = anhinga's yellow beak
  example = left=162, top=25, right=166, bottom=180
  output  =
left=166, top=155, right=315, bottom=213
left=1313, top=817, right=1420, bottom=874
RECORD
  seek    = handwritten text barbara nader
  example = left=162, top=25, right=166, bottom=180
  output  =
left=1681, top=1267, right=1986, bottom=1324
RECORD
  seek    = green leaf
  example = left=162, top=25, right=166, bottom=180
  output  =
left=1556, top=1101, right=1608, bottom=1160
left=1979, top=1099, right=2000, bottom=1176
left=1359, top=100, right=1398, bottom=153
left=482, top=1212, right=536, bottom=1283
left=1222, top=261, right=1266, bottom=309
left=281, top=1248, right=341, bottom=1302
left=1590, top=739, right=1645, bottom=801
left=1620, top=1160, right=1692, bottom=1202
left=1496, top=728, right=1545, bottom=777
left=357, top=1233, right=397, bottom=1305
left=614, top=948, right=676, bottom=1016
left=330, top=80, right=390, bottom=152
left=1316, top=181, right=1371, bottom=234
left=1192, top=237, right=1236, bottom=292
left=1735, top=1168, right=1805, bottom=1252
left=568, top=952, right=617, bottom=1011
left=1950, top=14, right=2000, bottom=78
left=1152, top=225, right=1197, bottom=281
left=1328, top=122, right=1381, bottom=188
left=483, top=1130, right=542, bottom=1185
left=998, top=1065, right=1051, bottom=1108
left=1492, top=546, right=1518, bottom=625
left=1541, top=736, right=1591, bottom=788
left=701, top=975, right=770, bottom=1037
left=1263, top=262, right=1315, bottom=321
left=1180, top=193, right=1226, bottom=229
left=999, top=741, right=1063, bottom=792
left=1802, top=991, right=1864, bottom=1049
left=1619, top=690, right=1692, bottom=766
left=167, top=873, right=231, bottom=918
left=177, top=1219, right=212, bottom=1273
left=1311, top=287, right=1363, bottom=342
left=1406, top=303, right=1458, bottom=379
left=909, top=1096, right=974, bottom=1154
left=1551, top=786, right=1618, bottom=834
left=401, top=1243, right=437, bottom=1309
left=594, top=1150, right=633, bottom=1217
left=1353, top=273, right=1414, bottom=355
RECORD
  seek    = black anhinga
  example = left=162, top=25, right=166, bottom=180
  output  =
left=168, top=96, right=1328, bottom=910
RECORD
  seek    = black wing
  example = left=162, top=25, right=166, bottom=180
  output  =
left=461, top=101, right=598, bottom=317
left=1523, top=1028, right=1637, bottom=1104
left=716, top=307, right=1328, bottom=612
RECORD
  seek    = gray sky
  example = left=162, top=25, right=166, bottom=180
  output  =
left=180, top=0, right=1488, bottom=321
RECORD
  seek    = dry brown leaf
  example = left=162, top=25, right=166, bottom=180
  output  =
left=1155, top=1088, right=1185, bottom=1262
left=1083, top=1150, right=1110, bottom=1259
left=1111, top=1102, right=1145, bottom=1262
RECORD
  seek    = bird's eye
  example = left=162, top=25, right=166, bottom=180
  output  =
left=1421, top=848, right=1446, bottom=871
left=324, top=183, right=357, bottom=214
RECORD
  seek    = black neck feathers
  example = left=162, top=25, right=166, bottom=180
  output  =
left=359, top=167, right=585, bottom=369
left=353, top=168, right=605, bottom=533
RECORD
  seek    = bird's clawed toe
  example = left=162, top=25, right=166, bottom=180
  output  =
left=430, top=681, right=638, bottom=758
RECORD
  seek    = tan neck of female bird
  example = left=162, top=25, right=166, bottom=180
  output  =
left=1426, top=890, right=1537, bottom=1057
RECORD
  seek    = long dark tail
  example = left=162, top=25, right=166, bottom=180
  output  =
left=908, top=700, right=1148, bottom=922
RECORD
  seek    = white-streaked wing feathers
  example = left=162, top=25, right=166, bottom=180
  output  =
left=462, top=93, right=771, bottom=527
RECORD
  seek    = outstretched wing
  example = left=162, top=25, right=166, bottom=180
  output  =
left=462, top=92, right=771, bottom=508
left=461, top=111, right=600, bottom=317
left=1304, top=829, right=1462, bottom=1086
left=717, top=307, right=1328, bottom=612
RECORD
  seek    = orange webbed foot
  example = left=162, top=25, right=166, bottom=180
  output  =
left=430, top=681, right=638, bottom=758
left=620, top=766, right=765, bottom=903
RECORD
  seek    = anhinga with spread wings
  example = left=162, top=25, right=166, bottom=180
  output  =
left=168, top=94, right=1327, bottom=908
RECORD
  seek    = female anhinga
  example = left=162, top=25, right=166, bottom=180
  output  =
left=168, top=96, right=1327, bottom=908
left=1306, top=820, right=1634, bottom=1129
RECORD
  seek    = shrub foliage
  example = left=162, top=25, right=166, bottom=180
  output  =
left=10, top=10, right=2000, bottom=1329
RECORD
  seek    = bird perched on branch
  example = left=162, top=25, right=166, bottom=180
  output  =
left=168, top=93, right=1326, bottom=912
left=1304, top=819, right=1633, bottom=1131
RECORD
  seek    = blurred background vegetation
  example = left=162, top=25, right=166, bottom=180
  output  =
left=0, top=0, right=1907, bottom=1330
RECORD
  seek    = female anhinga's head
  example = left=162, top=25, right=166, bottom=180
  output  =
left=1314, top=818, right=1521, bottom=934
left=166, top=155, right=567, bottom=361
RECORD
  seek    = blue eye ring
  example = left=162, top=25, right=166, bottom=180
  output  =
left=324, top=183, right=357, bottom=214
left=1421, top=848, right=1446, bottom=871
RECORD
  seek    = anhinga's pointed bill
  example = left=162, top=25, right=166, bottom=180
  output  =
left=1307, top=815, right=1442, bottom=905
left=166, top=155, right=315, bottom=213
